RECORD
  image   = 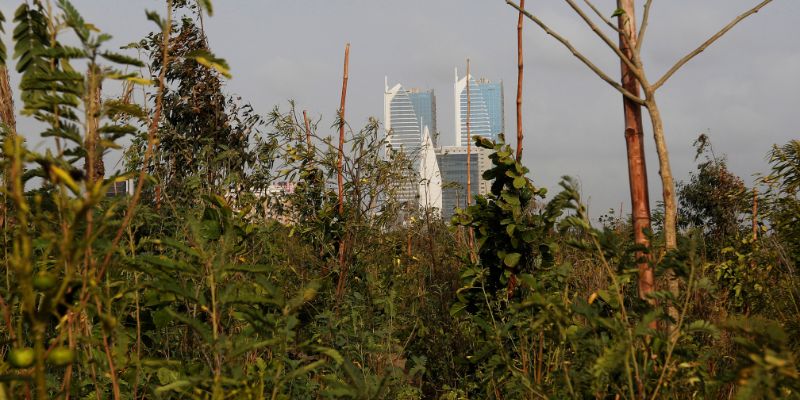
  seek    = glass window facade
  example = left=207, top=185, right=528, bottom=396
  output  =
left=408, top=89, right=436, bottom=143
left=437, top=151, right=482, bottom=220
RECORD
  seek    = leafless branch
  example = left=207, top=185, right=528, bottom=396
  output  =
left=583, top=0, right=626, bottom=38
left=653, top=0, right=773, bottom=91
left=506, top=0, right=645, bottom=105
left=563, top=0, right=643, bottom=83
left=636, top=0, right=653, bottom=53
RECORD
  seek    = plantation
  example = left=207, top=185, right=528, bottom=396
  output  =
left=0, top=0, right=797, bottom=399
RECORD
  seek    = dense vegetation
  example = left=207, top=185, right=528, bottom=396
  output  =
left=0, top=1, right=797, bottom=399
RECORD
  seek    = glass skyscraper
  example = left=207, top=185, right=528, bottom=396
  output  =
left=384, top=79, right=442, bottom=211
left=454, top=70, right=504, bottom=147
left=407, top=88, right=437, bottom=145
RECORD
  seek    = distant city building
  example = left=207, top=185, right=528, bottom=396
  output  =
left=436, top=145, right=492, bottom=220
left=384, top=79, right=441, bottom=212
left=407, top=88, right=437, bottom=146
left=106, top=179, right=133, bottom=197
left=454, top=70, right=504, bottom=146
left=418, top=127, right=442, bottom=211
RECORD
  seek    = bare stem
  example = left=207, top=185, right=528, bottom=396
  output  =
left=652, top=0, right=773, bottom=91
left=505, top=0, right=645, bottom=105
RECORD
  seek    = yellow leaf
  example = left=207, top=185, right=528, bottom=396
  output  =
left=127, top=76, right=154, bottom=86
left=50, top=166, right=80, bottom=194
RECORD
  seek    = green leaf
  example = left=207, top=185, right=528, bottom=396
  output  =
left=504, top=252, right=522, bottom=268
left=611, top=8, right=626, bottom=18
left=513, top=176, right=526, bottom=189
left=145, top=10, right=165, bottom=30
left=197, top=0, right=214, bottom=16
left=100, top=51, right=144, bottom=67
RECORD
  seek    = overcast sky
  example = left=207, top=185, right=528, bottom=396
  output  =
left=3, top=1, right=798, bottom=217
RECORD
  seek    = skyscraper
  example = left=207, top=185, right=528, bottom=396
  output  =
left=384, top=79, right=442, bottom=212
left=454, top=70, right=504, bottom=146
left=407, top=88, right=437, bottom=145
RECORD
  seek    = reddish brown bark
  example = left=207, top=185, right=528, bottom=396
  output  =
left=618, top=0, right=654, bottom=300
left=515, top=0, right=525, bottom=161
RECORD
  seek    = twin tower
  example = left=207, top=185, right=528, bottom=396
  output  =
left=384, top=69, right=505, bottom=219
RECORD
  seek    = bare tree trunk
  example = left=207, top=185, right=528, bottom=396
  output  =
left=644, top=94, right=677, bottom=250
left=0, top=67, right=15, bottom=134
left=515, top=0, right=525, bottom=161
left=0, top=66, right=15, bottom=267
left=617, top=0, right=654, bottom=300
left=466, top=58, right=472, bottom=205
left=84, top=67, right=104, bottom=184
left=335, top=43, right=350, bottom=300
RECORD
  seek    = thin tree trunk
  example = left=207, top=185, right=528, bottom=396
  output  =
left=0, top=67, right=15, bottom=133
left=516, top=0, right=525, bottom=161
left=0, top=66, right=15, bottom=234
left=303, top=110, right=312, bottom=149
left=465, top=59, right=476, bottom=258
left=466, top=58, right=472, bottom=205
left=752, top=188, right=758, bottom=240
left=644, top=94, right=677, bottom=251
left=335, top=43, right=350, bottom=299
left=617, top=0, right=654, bottom=300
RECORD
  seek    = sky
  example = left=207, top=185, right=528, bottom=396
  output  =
left=3, top=0, right=798, bottom=217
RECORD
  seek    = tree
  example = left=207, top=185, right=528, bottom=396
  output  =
left=136, top=10, right=262, bottom=203
left=678, top=134, right=749, bottom=254
left=506, top=0, right=773, bottom=301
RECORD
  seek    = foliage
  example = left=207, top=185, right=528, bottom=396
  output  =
left=677, top=134, right=750, bottom=254
left=0, top=1, right=797, bottom=399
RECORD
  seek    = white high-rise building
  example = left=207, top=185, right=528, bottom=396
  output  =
left=419, top=126, right=442, bottom=211
left=454, top=69, right=503, bottom=147
left=384, top=78, right=442, bottom=214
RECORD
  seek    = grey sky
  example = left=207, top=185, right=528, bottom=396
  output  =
left=3, top=1, right=798, bottom=217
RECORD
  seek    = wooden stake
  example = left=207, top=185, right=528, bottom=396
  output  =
left=336, top=43, right=350, bottom=299
left=466, top=59, right=476, bottom=258
left=303, top=110, right=312, bottom=149
left=516, top=0, right=525, bottom=161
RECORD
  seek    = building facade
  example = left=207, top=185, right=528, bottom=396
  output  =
left=407, top=88, right=437, bottom=145
left=454, top=70, right=504, bottom=147
left=384, top=80, right=442, bottom=212
left=436, top=145, right=492, bottom=220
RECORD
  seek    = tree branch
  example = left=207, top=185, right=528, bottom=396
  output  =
left=506, top=0, right=645, bottom=105
left=653, top=0, right=773, bottom=91
left=563, top=0, right=644, bottom=84
left=635, top=0, right=653, bottom=53
left=583, top=0, right=626, bottom=38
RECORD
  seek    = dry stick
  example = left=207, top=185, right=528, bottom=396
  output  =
left=515, top=0, right=525, bottom=161
left=335, top=43, right=350, bottom=300
left=465, top=59, right=477, bottom=261
left=303, top=110, right=312, bottom=148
